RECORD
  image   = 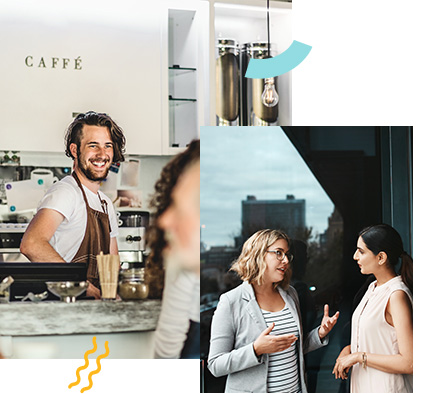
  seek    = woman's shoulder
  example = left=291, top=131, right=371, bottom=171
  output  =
left=385, top=277, right=412, bottom=311
left=219, top=282, right=259, bottom=307
left=387, top=287, right=413, bottom=322
left=388, top=276, right=412, bottom=297
left=220, top=282, right=247, bottom=301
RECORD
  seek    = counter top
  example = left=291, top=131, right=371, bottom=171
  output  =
left=0, top=299, right=161, bottom=336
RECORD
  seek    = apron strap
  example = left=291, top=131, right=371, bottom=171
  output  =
left=72, top=172, right=110, bottom=219
left=72, top=171, right=90, bottom=207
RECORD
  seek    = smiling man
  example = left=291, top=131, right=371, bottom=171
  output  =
left=20, top=111, right=126, bottom=299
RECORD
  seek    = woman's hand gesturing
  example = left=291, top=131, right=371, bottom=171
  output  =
left=318, top=304, right=340, bottom=339
left=253, top=323, right=297, bottom=356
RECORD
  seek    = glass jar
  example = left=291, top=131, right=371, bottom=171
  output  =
left=216, top=38, right=240, bottom=126
left=241, top=42, right=279, bottom=126
left=118, top=268, right=149, bottom=301
left=0, top=288, right=10, bottom=303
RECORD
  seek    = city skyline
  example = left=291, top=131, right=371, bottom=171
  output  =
left=200, top=126, right=334, bottom=248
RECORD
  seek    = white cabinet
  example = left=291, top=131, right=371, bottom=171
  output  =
left=0, top=2, right=163, bottom=155
left=161, top=1, right=210, bottom=155
left=0, top=1, right=209, bottom=156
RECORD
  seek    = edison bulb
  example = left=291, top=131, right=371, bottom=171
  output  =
left=261, top=77, right=279, bottom=107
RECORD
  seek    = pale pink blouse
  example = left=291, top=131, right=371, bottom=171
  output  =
left=350, top=276, right=413, bottom=393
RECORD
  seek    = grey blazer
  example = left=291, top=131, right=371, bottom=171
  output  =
left=207, top=281, right=328, bottom=393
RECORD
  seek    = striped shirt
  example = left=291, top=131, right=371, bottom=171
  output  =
left=262, top=305, right=301, bottom=393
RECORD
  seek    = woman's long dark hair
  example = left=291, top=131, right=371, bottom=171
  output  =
left=359, top=224, right=413, bottom=293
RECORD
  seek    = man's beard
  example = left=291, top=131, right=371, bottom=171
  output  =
left=77, top=146, right=111, bottom=182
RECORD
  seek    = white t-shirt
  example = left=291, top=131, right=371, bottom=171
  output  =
left=37, top=175, right=119, bottom=262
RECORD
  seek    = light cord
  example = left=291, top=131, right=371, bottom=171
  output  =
left=267, top=0, right=271, bottom=58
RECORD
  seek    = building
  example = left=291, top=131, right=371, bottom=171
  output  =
left=241, top=194, right=306, bottom=241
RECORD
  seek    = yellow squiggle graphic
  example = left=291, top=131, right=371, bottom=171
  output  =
left=68, top=336, right=98, bottom=389
left=80, top=340, right=110, bottom=393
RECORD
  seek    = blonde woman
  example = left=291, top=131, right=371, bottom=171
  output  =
left=208, top=229, right=339, bottom=393
left=332, top=224, right=413, bottom=392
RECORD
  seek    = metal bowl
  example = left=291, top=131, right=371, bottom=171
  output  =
left=46, top=281, right=88, bottom=303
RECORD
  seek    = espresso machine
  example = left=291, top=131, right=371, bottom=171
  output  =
left=116, top=211, right=149, bottom=269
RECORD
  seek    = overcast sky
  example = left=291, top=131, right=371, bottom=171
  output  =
left=200, top=126, right=334, bottom=248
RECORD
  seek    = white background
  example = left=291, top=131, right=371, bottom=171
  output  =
left=1, top=0, right=438, bottom=392
left=1, top=359, right=200, bottom=393
left=292, top=1, right=438, bottom=393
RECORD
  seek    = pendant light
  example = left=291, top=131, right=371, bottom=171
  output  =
left=261, top=0, right=279, bottom=108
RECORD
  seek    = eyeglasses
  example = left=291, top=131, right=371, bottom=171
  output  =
left=267, top=250, right=293, bottom=262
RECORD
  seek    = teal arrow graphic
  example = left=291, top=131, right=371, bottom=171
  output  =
left=245, top=40, right=312, bottom=79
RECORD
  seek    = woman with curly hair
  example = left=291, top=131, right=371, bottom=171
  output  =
left=148, top=139, right=200, bottom=359
left=144, top=139, right=200, bottom=298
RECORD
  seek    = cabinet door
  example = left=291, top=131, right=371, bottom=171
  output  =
left=162, top=1, right=209, bottom=155
left=0, top=3, right=163, bottom=155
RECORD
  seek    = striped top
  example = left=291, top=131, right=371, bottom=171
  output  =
left=262, top=305, right=301, bottom=393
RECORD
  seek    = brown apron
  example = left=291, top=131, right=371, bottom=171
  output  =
left=71, top=172, right=111, bottom=289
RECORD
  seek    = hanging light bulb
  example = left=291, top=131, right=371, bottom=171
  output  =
left=261, top=77, right=279, bottom=107
left=260, top=1, right=279, bottom=108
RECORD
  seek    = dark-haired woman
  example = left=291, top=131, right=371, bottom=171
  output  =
left=333, top=224, right=413, bottom=392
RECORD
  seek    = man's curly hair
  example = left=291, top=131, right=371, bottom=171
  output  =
left=64, top=111, right=126, bottom=163
left=145, top=140, right=200, bottom=298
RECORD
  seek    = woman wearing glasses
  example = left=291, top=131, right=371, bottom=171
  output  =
left=208, top=229, right=339, bottom=393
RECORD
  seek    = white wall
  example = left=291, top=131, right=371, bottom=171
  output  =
left=0, top=0, right=164, bottom=154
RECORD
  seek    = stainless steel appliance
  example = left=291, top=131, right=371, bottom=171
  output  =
left=0, top=223, right=29, bottom=262
left=118, top=211, right=149, bottom=228
left=216, top=38, right=240, bottom=126
left=241, top=42, right=279, bottom=126
left=117, top=210, right=149, bottom=269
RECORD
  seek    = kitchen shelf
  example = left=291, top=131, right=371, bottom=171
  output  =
left=167, top=8, right=199, bottom=151
left=169, top=66, right=196, bottom=70
left=169, top=66, right=197, bottom=72
left=169, top=67, right=197, bottom=82
left=169, top=97, right=197, bottom=103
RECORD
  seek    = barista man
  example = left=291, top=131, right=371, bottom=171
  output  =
left=20, top=111, right=125, bottom=299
